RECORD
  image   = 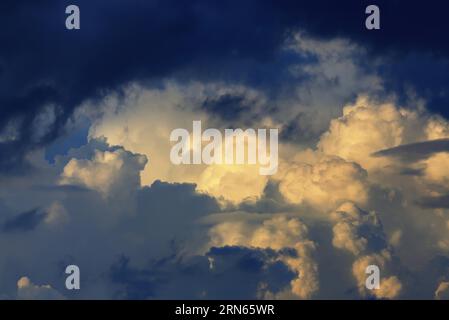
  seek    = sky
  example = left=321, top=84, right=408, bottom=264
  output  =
left=1, top=0, right=449, bottom=299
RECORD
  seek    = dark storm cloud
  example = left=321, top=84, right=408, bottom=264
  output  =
left=1, top=0, right=449, bottom=172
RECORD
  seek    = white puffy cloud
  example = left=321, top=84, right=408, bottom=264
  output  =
left=59, top=139, right=147, bottom=198
left=88, top=83, right=209, bottom=186
left=315, top=96, right=449, bottom=200
left=89, top=83, right=271, bottom=204
left=277, top=155, right=369, bottom=211
left=197, top=165, right=268, bottom=204
left=317, top=96, right=421, bottom=172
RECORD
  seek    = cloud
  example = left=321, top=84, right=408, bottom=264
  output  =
left=17, top=276, right=64, bottom=300
left=330, top=202, right=402, bottom=299
left=317, top=96, right=421, bottom=172
left=89, top=82, right=271, bottom=203
left=197, top=165, right=269, bottom=204
left=422, top=153, right=449, bottom=192
left=277, top=155, right=369, bottom=211
left=280, top=33, right=383, bottom=142
left=315, top=96, right=449, bottom=210
left=43, top=201, right=69, bottom=227
left=207, top=214, right=319, bottom=299
left=59, top=138, right=147, bottom=198
left=435, top=281, right=449, bottom=300
left=80, top=32, right=393, bottom=205
left=331, top=202, right=386, bottom=256
left=373, top=139, right=449, bottom=162
left=352, top=252, right=402, bottom=299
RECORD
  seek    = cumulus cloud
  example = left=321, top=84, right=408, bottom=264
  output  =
left=317, top=96, right=421, bottom=172
left=59, top=138, right=147, bottom=198
left=277, top=155, right=369, bottom=211
left=89, top=83, right=271, bottom=203
left=316, top=96, right=449, bottom=199
left=197, top=165, right=268, bottom=204
left=305, top=96, right=449, bottom=273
